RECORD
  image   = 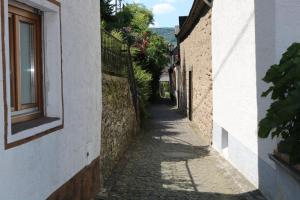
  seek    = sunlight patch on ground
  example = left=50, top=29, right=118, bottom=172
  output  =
left=161, top=161, right=196, bottom=192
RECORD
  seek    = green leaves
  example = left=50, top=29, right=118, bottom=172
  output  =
left=259, top=43, right=300, bottom=164
left=258, top=118, right=275, bottom=138
left=102, top=2, right=169, bottom=109
left=133, top=63, right=152, bottom=119
left=100, top=0, right=115, bottom=27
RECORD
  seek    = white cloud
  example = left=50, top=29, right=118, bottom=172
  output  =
left=153, top=3, right=176, bottom=15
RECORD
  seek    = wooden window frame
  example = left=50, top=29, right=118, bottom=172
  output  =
left=8, top=3, right=43, bottom=124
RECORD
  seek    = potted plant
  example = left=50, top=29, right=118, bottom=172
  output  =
left=259, top=43, right=300, bottom=171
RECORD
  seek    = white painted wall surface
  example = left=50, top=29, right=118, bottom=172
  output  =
left=0, top=0, right=102, bottom=199
left=213, top=0, right=300, bottom=199
left=212, top=0, right=259, bottom=185
left=256, top=1, right=300, bottom=199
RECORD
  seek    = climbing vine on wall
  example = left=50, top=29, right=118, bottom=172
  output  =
left=259, top=43, right=300, bottom=165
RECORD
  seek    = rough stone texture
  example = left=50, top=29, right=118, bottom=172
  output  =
left=96, top=104, right=266, bottom=200
left=179, top=8, right=213, bottom=142
left=100, top=73, right=138, bottom=184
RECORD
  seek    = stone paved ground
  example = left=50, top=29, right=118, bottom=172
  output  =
left=96, top=104, right=266, bottom=200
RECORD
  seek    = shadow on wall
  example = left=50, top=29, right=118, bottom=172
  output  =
left=178, top=49, right=188, bottom=116
left=255, top=1, right=300, bottom=199
left=255, top=1, right=277, bottom=199
left=211, top=4, right=276, bottom=199
left=199, top=10, right=255, bottom=123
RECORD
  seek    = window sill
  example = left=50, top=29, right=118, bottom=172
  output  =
left=12, top=117, right=60, bottom=134
left=269, top=154, right=300, bottom=183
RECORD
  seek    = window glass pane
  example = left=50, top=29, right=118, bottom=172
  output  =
left=19, top=22, right=36, bottom=105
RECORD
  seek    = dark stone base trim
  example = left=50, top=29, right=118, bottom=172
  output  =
left=47, top=157, right=100, bottom=200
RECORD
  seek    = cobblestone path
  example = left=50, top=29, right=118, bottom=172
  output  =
left=98, top=104, right=266, bottom=200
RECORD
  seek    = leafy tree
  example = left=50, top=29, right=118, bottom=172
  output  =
left=100, top=0, right=114, bottom=22
left=259, top=43, right=300, bottom=164
left=113, top=3, right=154, bottom=33
left=133, top=63, right=152, bottom=118
left=111, top=4, right=168, bottom=102
left=101, top=2, right=169, bottom=108
left=134, top=32, right=168, bottom=101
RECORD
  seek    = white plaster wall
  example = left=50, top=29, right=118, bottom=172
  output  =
left=213, top=0, right=300, bottom=198
left=212, top=0, right=257, bottom=152
left=0, top=0, right=102, bottom=199
left=212, top=0, right=259, bottom=185
left=255, top=1, right=300, bottom=199
left=255, top=0, right=300, bottom=164
left=275, top=0, right=300, bottom=61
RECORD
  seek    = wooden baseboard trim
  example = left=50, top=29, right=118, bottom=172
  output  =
left=47, top=157, right=100, bottom=200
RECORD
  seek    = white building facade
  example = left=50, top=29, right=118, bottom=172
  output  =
left=0, top=0, right=101, bottom=199
left=212, top=0, right=300, bottom=199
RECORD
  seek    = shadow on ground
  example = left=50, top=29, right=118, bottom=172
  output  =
left=99, top=104, right=265, bottom=200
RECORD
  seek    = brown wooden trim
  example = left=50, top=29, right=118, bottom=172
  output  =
left=47, top=0, right=60, bottom=7
left=2, top=0, right=8, bottom=148
left=9, top=5, right=40, bottom=20
left=59, top=5, right=64, bottom=126
left=12, top=116, right=59, bottom=134
left=9, top=5, right=44, bottom=124
left=47, top=157, right=100, bottom=200
left=36, top=13, right=43, bottom=112
left=5, top=124, right=63, bottom=149
left=8, top=14, right=17, bottom=110
left=8, top=1, right=37, bottom=14
left=13, top=14, right=20, bottom=110
left=21, top=103, right=37, bottom=109
left=2, top=0, right=65, bottom=149
left=12, top=111, right=42, bottom=124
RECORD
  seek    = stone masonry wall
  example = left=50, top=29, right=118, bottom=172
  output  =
left=179, top=9, right=212, bottom=141
left=100, top=73, right=138, bottom=184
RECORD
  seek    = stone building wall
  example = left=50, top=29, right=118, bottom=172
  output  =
left=100, top=73, right=138, bottom=184
left=177, top=52, right=187, bottom=116
left=179, top=8, right=213, bottom=141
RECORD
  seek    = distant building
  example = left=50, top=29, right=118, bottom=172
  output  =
left=160, top=68, right=170, bottom=98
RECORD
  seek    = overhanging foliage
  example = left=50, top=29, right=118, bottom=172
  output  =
left=259, top=43, right=300, bottom=164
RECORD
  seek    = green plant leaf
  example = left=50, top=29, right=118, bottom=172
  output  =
left=258, top=118, right=274, bottom=138
left=259, top=43, right=300, bottom=164
left=261, top=87, right=274, bottom=97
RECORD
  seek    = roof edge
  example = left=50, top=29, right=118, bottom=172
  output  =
left=176, top=0, right=210, bottom=42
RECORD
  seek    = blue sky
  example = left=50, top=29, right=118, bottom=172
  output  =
left=122, top=0, right=194, bottom=28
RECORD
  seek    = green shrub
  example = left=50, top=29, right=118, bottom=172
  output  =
left=160, top=81, right=170, bottom=98
left=133, top=63, right=152, bottom=118
left=259, top=43, right=300, bottom=164
left=111, top=30, right=123, bottom=41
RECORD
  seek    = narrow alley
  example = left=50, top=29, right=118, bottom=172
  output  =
left=98, top=104, right=266, bottom=200
left=1, top=1, right=300, bottom=199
